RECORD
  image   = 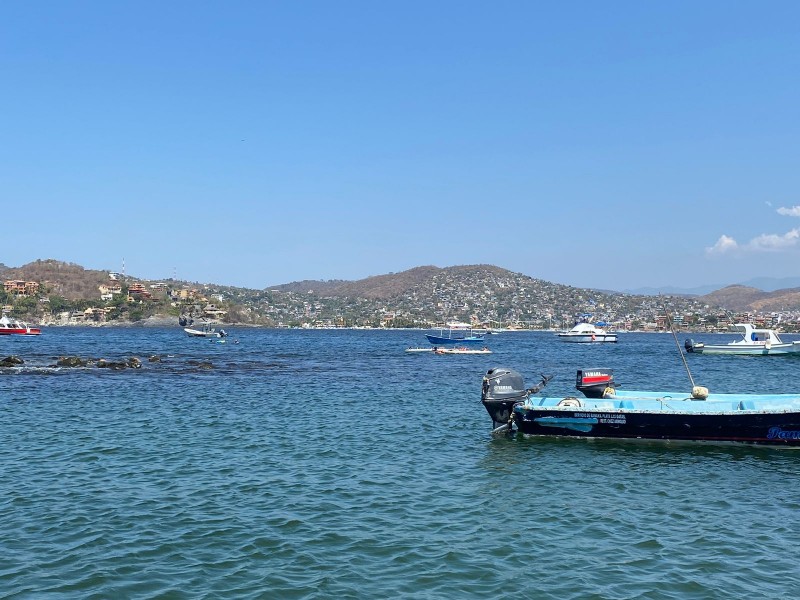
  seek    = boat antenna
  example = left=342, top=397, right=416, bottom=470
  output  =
left=660, top=296, right=698, bottom=390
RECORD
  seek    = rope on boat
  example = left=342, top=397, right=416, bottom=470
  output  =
left=661, top=296, right=703, bottom=396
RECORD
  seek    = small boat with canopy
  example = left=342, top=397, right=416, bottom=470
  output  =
left=425, top=322, right=485, bottom=346
left=685, top=323, right=800, bottom=355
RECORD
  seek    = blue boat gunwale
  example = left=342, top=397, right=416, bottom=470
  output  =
left=518, top=392, right=800, bottom=415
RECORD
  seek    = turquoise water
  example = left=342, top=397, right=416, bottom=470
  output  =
left=2, top=328, right=800, bottom=598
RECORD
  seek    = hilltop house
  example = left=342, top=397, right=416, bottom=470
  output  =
left=202, top=303, right=227, bottom=319
left=99, top=282, right=123, bottom=301
left=4, top=280, right=39, bottom=296
left=127, top=283, right=152, bottom=301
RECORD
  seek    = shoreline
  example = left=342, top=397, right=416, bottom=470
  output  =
left=18, top=319, right=743, bottom=334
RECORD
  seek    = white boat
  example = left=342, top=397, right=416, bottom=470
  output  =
left=685, top=324, right=800, bottom=355
left=0, top=314, right=41, bottom=336
left=557, top=322, right=617, bottom=343
left=185, top=324, right=227, bottom=338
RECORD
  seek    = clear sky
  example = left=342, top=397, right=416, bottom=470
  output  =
left=3, top=1, right=799, bottom=291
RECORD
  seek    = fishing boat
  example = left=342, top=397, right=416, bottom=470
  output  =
left=557, top=322, right=617, bottom=343
left=685, top=323, right=800, bottom=355
left=480, top=367, right=800, bottom=445
left=425, top=322, right=485, bottom=346
left=184, top=323, right=227, bottom=338
left=0, top=314, right=41, bottom=336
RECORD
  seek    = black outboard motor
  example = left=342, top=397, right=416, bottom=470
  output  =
left=575, top=368, right=614, bottom=398
left=482, top=368, right=529, bottom=431
left=684, top=339, right=695, bottom=353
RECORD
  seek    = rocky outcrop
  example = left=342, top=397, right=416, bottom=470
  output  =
left=0, top=356, right=24, bottom=367
left=96, top=357, right=142, bottom=370
left=188, top=360, right=214, bottom=370
left=56, top=356, right=88, bottom=367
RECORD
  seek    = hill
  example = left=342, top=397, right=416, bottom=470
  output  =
left=268, top=279, right=350, bottom=294
left=626, top=276, right=800, bottom=297
left=271, top=265, right=509, bottom=300
left=3, top=259, right=121, bottom=300
left=7, top=258, right=800, bottom=329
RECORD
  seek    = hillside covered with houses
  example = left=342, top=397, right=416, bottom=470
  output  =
left=3, top=259, right=800, bottom=332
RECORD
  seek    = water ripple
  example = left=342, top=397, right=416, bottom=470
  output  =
left=2, top=329, right=800, bottom=597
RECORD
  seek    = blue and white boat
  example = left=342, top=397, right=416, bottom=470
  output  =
left=425, top=322, right=485, bottom=347
left=685, top=323, right=800, bottom=355
left=481, top=367, right=800, bottom=445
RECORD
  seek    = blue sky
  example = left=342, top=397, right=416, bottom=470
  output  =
left=3, top=1, right=799, bottom=291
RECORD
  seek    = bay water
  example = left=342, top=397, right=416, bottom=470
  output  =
left=2, top=328, right=799, bottom=598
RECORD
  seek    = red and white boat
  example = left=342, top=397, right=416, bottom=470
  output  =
left=0, top=314, right=41, bottom=335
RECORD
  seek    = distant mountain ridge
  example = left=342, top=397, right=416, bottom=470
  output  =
left=698, top=285, right=800, bottom=313
left=625, top=276, right=800, bottom=296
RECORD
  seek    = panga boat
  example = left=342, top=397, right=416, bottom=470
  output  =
left=481, top=367, right=800, bottom=445
left=0, top=314, right=41, bottom=336
left=425, top=322, right=485, bottom=346
left=185, top=324, right=227, bottom=338
left=685, top=323, right=800, bottom=355
left=557, top=322, right=617, bottom=343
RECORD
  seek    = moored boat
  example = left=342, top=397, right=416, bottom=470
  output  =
left=557, top=322, right=617, bottom=343
left=185, top=324, right=227, bottom=338
left=481, top=367, right=800, bottom=445
left=425, top=322, right=485, bottom=346
left=0, top=314, right=41, bottom=336
left=685, top=323, right=800, bottom=355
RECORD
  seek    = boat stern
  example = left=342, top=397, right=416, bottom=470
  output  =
left=684, top=339, right=704, bottom=353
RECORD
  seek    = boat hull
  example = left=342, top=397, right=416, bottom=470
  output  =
left=512, top=406, right=800, bottom=445
left=558, top=334, right=617, bottom=343
left=184, top=328, right=222, bottom=338
left=0, top=327, right=41, bottom=336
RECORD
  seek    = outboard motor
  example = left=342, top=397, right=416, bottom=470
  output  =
left=575, top=368, right=614, bottom=398
left=481, top=368, right=529, bottom=431
left=684, top=339, right=695, bottom=353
